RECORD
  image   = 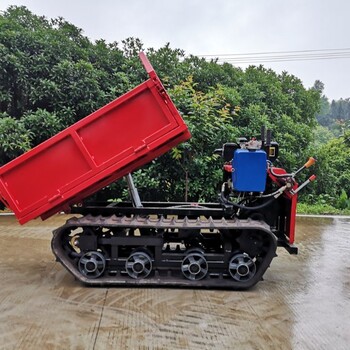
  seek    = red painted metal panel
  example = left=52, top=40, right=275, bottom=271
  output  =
left=0, top=53, right=191, bottom=224
left=268, top=167, right=298, bottom=244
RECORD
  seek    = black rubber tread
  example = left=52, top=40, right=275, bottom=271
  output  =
left=51, top=214, right=277, bottom=289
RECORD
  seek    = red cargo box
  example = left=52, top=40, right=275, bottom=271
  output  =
left=0, top=53, right=191, bottom=224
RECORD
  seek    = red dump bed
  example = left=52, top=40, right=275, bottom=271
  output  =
left=0, top=53, right=191, bottom=224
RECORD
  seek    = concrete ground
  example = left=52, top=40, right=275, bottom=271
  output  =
left=0, top=214, right=349, bottom=350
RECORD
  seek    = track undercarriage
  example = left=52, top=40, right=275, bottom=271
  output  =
left=52, top=203, right=278, bottom=289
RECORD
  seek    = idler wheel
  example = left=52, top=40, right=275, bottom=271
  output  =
left=181, top=251, right=208, bottom=281
left=78, top=251, right=106, bottom=279
left=126, top=251, right=152, bottom=279
left=228, top=253, right=256, bottom=282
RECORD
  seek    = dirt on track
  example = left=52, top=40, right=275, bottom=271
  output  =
left=0, top=214, right=349, bottom=350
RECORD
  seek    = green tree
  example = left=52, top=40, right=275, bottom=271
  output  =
left=0, top=6, right=128, bottom=153
left=0, top=6, right=323, bottom=204
left=21, top=109, right=63, bottom=146
left=0, top=114, right=31, bottom=164
left=131, top=77, right=238, bottom=202
left=314, top=131, right=350, bottom=199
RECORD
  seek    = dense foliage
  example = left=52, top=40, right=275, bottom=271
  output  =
left=303, top=85, right=350, bottom=210
left=2, top=6, right=348, bottom=212
left=316, top=95, right=350, bottom=134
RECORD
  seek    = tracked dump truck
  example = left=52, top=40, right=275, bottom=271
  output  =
left=0, top=53, right=316, bottom=289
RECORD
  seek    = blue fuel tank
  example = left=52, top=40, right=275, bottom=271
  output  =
left=232, top=149, right=267, bottom=192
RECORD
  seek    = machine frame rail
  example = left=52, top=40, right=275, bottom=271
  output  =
left=71, top=201, right=298, bottom=254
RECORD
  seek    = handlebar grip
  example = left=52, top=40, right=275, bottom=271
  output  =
left=304, top=157, right=316, bottom=168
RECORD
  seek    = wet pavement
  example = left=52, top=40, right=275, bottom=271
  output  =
left=0, top=214, right=349, bottom=349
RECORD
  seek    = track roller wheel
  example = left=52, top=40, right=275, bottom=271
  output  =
left=125, top=251, right=152, bottom=279
left=228, top=253, right=256, bottom=282
left=181, top=251, right=208, bottom=281
left=78, top=251, right=106, bottom=279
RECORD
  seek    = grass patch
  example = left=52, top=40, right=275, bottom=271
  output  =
left=297, top=202, right=350, bottom=215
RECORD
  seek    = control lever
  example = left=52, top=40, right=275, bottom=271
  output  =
left=290, top=175, right=317, bottom=195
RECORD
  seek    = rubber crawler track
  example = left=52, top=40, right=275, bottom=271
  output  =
left=52, top=214, right=277, bottom=289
